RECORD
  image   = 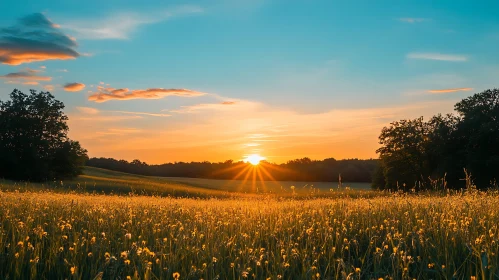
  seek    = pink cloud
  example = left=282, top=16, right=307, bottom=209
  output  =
left=88, top=87, right=205, bottom=102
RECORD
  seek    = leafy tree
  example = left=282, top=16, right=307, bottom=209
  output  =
left=454, top=88, right=499, bottom=187
left=376, top=117, right=431, bottom=190
left=0, top=89, right=87, bottom=181
left=374, top=88, right=499, bottom=190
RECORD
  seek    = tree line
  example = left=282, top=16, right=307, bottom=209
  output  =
left=86, top=157, right=378, bottom=182
left=373, top=88, right=499, bottom=191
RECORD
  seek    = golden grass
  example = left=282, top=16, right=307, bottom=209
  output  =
left=0, top=188, right=498, bottom=279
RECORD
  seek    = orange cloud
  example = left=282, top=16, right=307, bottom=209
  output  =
left=88, top=87, right=205, bottom=102
left=23, top=81, right=39, bottom=85
left=76, top=106, right=99, bottom=114
left=76, top=106, right=170, bottom=117
left=427, top=87, right=473, bottom=94
left=1, top=69, right=52, bottom=83
left=222, top=101, right=236, bottom=105
left=0, top=13, right=79, bottom=65
left=64, top=82, right=86, bottom=92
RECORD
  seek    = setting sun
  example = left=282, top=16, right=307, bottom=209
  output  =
left=244, top=154, right=265, bottom=165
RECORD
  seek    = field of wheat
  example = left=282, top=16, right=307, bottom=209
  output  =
left=0, top=187, right=498, bottom=280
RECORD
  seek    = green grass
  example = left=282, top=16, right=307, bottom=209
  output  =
left=0, top=167, right=374, bottom=199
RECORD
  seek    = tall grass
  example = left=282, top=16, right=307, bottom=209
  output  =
left=0, top=188, right=498, bottom=279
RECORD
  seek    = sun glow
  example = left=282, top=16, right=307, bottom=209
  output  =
left=244, top=154, right=265, bottom=165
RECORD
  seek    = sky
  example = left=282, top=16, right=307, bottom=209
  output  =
left=0, top=0, right=498, bottom=164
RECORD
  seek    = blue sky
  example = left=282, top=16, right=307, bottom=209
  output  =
left=0, top=0, right=498, bottom=163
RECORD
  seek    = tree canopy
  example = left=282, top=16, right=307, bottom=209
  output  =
left=374, top=88, right=499, bottom=191
left=0, top=89, right=87, bottom=181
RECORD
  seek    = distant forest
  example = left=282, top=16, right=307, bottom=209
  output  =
left=86, top=157, right=379, bottom=182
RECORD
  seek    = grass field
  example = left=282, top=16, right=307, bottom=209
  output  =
left=0, top=167, right=373, bottom=198
left=1, top=168, right=498, bottom=279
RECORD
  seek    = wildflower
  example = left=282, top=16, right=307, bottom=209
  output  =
left=121, top=251, right=128, bottom=259
left=125, top=233, right=132, bottom=240
left=355, top=268, right=361, bottom=273
left=70, top=266, right=76, bottom=275
left=125, top=260, right=131, bottom=265
left=173, top=272, right=180, bottom=279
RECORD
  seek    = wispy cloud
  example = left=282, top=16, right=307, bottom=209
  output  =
left=1, top=68, right=52, bottom=84
left=427, top=87, right=473, bottom=94
left=76, top=106, right=170, bottom=117
left=88, top=86, right=205, bottom=102
left=44, top=84, right=54, bottom=91
left=407, top=52, right=468, bottom=62
left=171, top=101, right=244, bottom=113
left=107, top=110, right=171, bottom=117
left=61, top=5, right=203, bottom=40
left=76, top=106, right=99, bottom=114
left=63, top=82, right=86, bottom=92
left=0, top=13, right=79, bottom=65
left=398, top=18, right=429, bottom=23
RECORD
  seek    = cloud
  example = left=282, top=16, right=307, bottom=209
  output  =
left=107, top=110, right=171, bottom=117
left=44, top=84, right=54, bottom=91
left=76, top=106, right=99, bottom=114
left=427, top=87, right=473, bottom=94
left=1, top=68, right=52, bottom=83
left=40, top=65, right=46, bottom=69
left=76, top=106, right=170, bottom=117
left=88, top=87, right=205, bottom=102
left=57, top=69, right=68, bottom=72
left=171, top=100, right=252, bottom=113
left=64, top=82, right=86, bottom=92
left=398, top=18, right=428, bottom=23
left=60, top=5, right=203, bottom=40
left=407, top=52, right=468, bottom=62
left=0, top=13, right=79, bottom=65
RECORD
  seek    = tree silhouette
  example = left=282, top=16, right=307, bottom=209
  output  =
left=0, top=89, right=87, bottom=181
left=374, top=88, right=499, bottom=190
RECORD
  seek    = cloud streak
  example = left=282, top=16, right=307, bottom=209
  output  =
left=0, top=13, right=79, bottom=65
left=398, top=18, right=428, bottom=23
left=1, top=68, right=52, bottom=85
left=427, top=87, right=473, bottom=94
left=60, top=5, right=203, bottom=40
left=64, top=82, right=86, bottom=92
left=88, top=86, right=205, bottom=102
left=76, top=106, right=170, bottom=117
left=407, top=52, right=468, bottom=62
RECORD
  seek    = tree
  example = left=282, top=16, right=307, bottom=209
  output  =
left=0, top=89, right=87, bottom=181
left=376, top=117, right=431, bottom=190
left=453, top=88, right=499, bottom=187
left=374, top=88, right=499, bottom=191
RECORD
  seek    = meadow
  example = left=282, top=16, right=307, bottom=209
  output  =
left=0, top=167, right=372, bottom=198
left=1, top=169, right=498, bottom=279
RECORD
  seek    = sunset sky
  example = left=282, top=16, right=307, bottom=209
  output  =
left=1, top=0, right=498, bottom=164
